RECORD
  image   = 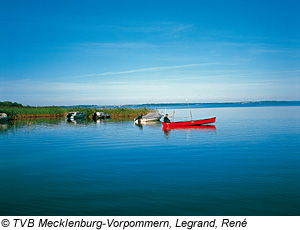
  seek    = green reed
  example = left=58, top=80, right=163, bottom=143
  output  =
left=0, top=106, right=155, bottom=119
left=69, top=107, right=154, bottom=118
left=0, top=106, right=66, bottom=117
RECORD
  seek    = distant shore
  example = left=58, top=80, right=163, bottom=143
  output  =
left=58, top=100, right=300, bottom=110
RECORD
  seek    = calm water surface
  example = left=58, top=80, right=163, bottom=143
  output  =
left=0, top=106, right=299, bottom=215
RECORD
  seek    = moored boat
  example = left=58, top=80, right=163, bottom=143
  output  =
left=0, top=113, right=10, bottom=123
left=134, top=112, right=163, bottom=124
left=66, top=111, right=86, bottom=120
left=162, top=117, right=216, bottom=129
left=93, top=112, right=111, bottom=120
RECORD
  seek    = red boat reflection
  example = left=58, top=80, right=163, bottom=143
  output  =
left=162, top=124, right=216, bottom=139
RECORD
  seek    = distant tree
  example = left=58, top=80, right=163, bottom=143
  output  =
left=0, top=101, right=23, bottom=107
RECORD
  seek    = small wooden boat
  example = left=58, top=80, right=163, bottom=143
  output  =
left=162, top=117, right=216, bottom=129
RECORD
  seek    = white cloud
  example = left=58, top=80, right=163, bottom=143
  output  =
left=72, top=62, right=225, bottom=78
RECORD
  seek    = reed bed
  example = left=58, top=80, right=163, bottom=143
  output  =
left=0, top=106, right=155, bottom=120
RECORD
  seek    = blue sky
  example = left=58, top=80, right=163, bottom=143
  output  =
left=1, top=0, right=299, bottom=106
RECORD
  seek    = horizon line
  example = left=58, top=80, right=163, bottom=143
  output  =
left=58, top=100, right=300, bottom=107
left=2, top=100, right=299, bottom=107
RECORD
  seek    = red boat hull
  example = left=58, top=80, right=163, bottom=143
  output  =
left=162, top=117, right=216, bottom=129
left=162, top=125, right=216, bottom=132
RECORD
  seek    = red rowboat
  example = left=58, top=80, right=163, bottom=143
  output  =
left=162, top=117, right=216, bottom=129
left=162, top=125, right=216, bottom=132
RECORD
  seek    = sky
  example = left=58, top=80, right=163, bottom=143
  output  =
left=0, top=0, right=299, bottom=106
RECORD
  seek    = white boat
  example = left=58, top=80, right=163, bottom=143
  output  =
left=134, top=112, right=163, bottom=124
left=66, top=111, right=86, bottom=120
left=93, top=112, right=111, bottom=120
left=0, top=113, right=10, bottom=122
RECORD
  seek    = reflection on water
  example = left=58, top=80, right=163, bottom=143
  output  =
left=66, top=118, right=89, bottom=125
left=134, top=121, right=162, bottom=131
left=1, top=106, right=300, bottom=215
left=0, top=117, right=133, bottom=133
left=0, top=123, right=9, bottom=132
left=163, top=125, right=216, bottom=139
left=0, top=118, right=64, bottom=134
left=2, top=118, right=217, bottom=140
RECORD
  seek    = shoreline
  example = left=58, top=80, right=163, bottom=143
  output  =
left=10, top=114, right=148, bottom=120
left=0, top=106, right=155, bottom=120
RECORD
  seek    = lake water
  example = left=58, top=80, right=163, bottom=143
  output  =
left=0, top=105, right=299, bottom=216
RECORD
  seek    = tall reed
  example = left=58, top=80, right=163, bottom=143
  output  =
left=0, top=106, right=155, bottom=119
